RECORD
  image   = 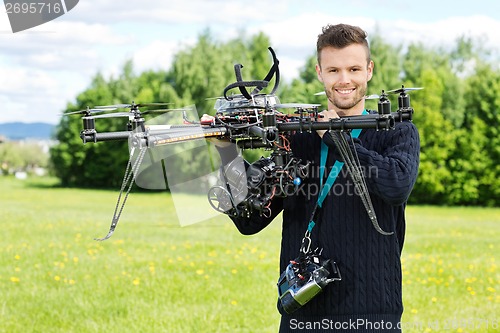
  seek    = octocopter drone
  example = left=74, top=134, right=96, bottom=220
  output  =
left=66, top=47, right=421, bottom=240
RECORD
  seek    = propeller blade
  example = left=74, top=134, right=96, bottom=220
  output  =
left=92, top=112, right=133, bottom=119
left=275, top=103, right=321, bottom=109
left=136, top=102, right=172, bottom=107
left=140, top=108, right=193, bottom=115
left=365, top=94, right=380, bottom=100
left=314, top=91, right=326, bottom=96
left=62, top=107, right=118, bottom=116
left=95, top=104, right=133, bottom=109
left=141, top=109, right=170, bottom=114
left=218, top=105, right=267, bottom=111
left=95, top=102, right=172, bottom=109
left=387, top=86, right=424, bottom=94
left=62, top=110, right=88, bottom=116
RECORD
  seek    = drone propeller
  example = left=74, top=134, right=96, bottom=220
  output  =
left=275, top=103, right=321, bottom=109
left=218, top=105, right=268, bottom=112
left=91, top=112, right=133, bottom=119
left=148, top=107, right=197, bottom=114
left=72, top=102, right=175, bottom=119
left=95, top=102, right=172, bottom=109
left=62, top=106, right=118, bottom=116
left=387, top=86, right=423, bottom=94
left=314, top=91, right=325, bottom=96
left=137, top=108, right=179, bottom=115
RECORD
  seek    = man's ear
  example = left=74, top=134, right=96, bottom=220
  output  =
left=316, top=64, right=324, bottom=83
left=367, top=60, right=374, bottom=82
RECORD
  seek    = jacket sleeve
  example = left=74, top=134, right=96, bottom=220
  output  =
left=229, top=198, right=284, bottom=235
left=323, top=121, right=420, bottom=206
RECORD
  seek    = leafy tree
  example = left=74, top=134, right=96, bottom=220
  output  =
left=0, top=142, right=23, bottom=175
left=368, top=33, right=403, bottom=96
left=279, top=54, right=325, bottom=109
left=459, top=62, right=500, bottom=205
left=50, top=64, right=181, bottom=187
left=407, top=68, right=456, bottom=204
left=170, top=30, right=234, bottom=115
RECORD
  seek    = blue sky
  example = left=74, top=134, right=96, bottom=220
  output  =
left=1, top=0, right=499, bottom=124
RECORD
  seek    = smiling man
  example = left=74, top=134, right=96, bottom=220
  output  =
left=316, top=35, right=373, bottom=115
left=224, top=24, right=420, bottom=332
left=314, top=25, right=374, bottom=139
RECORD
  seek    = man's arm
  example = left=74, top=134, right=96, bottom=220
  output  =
left=323, top=121, right=420, bottom=206
left=213, top=143, right=284, bottom=235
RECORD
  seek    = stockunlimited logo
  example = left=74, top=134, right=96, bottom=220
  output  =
left=4, top=0, right=79, bottom=33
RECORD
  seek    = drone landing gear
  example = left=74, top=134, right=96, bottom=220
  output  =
left=94, top=147, right=147, bottom=241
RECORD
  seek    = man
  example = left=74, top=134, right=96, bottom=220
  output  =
left=215, top=24, right=420, bottom=332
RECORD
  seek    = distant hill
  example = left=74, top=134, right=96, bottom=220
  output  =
left=0, top=122, right=56, bottom=140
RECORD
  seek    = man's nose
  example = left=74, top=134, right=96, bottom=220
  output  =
left=338, top=70, right=351, bottom=84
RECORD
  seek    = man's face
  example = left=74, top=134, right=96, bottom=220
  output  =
left=316, top=44, right=374, bottom=116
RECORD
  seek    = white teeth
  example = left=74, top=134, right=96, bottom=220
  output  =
left=336, top=89, right=354, bottom=94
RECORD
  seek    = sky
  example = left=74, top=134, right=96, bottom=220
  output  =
left=1, top=0, right=500, bottom=125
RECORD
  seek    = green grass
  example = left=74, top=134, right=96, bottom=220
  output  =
left=0, top=177, right=498, bottom=333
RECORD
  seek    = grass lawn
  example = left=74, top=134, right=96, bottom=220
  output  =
left=0, top=177, right=498, bottom=332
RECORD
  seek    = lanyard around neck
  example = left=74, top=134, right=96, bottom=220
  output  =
left=317, top=110, right=367, bottom=208
left=304, top=110, right=367, bottom=237
left=301, top=110, right=392, bottom=250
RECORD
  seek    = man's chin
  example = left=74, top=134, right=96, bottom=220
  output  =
left=334, top=101, right=358, bottom=110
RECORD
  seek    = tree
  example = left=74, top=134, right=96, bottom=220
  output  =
left=401, top=43, right=461, bottom=204
left=50, top=64, right=181, bottom=188
left=169, top=30, right=235, bottom=115
left=458, top=62, right=500, bottom=205
left=407, top=69, right=456, bottom=204
left=368, top=33, right=403, bottom=96
left=279, top=54, right=326, bottom=109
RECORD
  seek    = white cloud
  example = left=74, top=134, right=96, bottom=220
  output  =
left=64, top=0, right=290, bottom=25
left=0, top=19, right=135, bottom=124
left=258, top=14, right=379, bottom=61
left=132, top=39, right=196, bottom=74
left=0, top=66, right=85, bottom=123
left=261, top=13, right=500, bottom=60
left=381, top=15, right=500, bottom=50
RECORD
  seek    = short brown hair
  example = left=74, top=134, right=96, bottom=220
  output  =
left=316, top=24, right=371, bottom=65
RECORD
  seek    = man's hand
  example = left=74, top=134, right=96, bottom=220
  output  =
left=200, top=113, right=216, bottom=125
left=201, top=114, right=232, bottom=148
left=316, top=110, right=340, bottom=138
